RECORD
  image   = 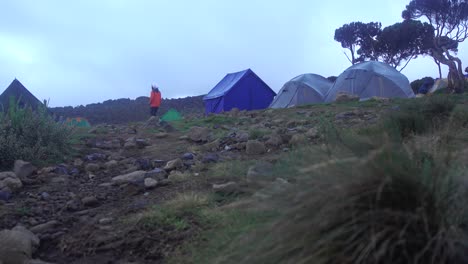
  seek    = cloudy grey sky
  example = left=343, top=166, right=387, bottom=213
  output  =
left=0, top=0, right=466, bottom=107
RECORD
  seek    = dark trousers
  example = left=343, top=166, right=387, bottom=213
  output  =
left=150, top=107, right=159, bottom=116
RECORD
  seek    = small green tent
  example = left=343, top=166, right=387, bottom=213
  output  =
left=64, top=117, right=91, bottom=127
left=161, top=109, right=182, bottom=122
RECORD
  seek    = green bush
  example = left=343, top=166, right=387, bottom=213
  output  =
left=0, top=97, right=71, bottom=169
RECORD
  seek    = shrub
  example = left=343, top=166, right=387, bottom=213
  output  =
left=0, top=97, right=71, bottom=169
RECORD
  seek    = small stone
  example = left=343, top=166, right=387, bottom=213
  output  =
left=81, top=196, right=99, bottom=207
left=335, top=92, right=359, bottom=103
left=40, top=192, right=50, bottom=200
left=145, top=168, right=167, bottom=180
left=85, top=153, right=107, bottom=162
left=179, top=135, right=189, bottom=140
left=266, top=133, right=283, bottom=147
left=144, top=178, right=158, bottom=189
left=164, top=158, right=183, bottom=171
left=124, top=141, right=138, bottom=150
left=306, top=127, right=320, bottom=139
left=105, top=160, right=119, bottom=170
left=202, top=153, right=220, bottom=163
left=212, top=182, right=240, bottom=194
left=188, top=126, right=211, bottom=142
left=30, top=220, right=59, bottom=234
left=98, top=218, right=113, bottom=225
left=182, top=153, right=195, bottom=160
left=0, top=190, right=12, bottom=201
left=111, top=171, right=146, bottom=185
left=136, top=139, right=150, bottom=148
left=85, top=163, right=100, bottom=173
left=155, top=132, right=169, bottom=139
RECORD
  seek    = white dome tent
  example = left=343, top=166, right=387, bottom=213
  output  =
left=270, top=74, right=333, bottom=108
left=324, top=61, right=415, bottom=102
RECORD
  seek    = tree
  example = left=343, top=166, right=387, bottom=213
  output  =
left=374, top=20, right=434, bottom=71
left=334, top=22, right=381, bottom=64
left=403, top=0, right=468, bottom=93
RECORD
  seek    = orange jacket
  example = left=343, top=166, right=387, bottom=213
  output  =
left=149, top=91, right=161, bottom=107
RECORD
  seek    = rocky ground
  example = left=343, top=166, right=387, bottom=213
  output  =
left=0, top=97, right=424, bottom=264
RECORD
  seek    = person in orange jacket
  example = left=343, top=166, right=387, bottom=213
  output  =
left=149, top=85, right=162, bottom=116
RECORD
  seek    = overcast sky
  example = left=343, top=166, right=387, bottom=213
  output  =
left=0, top=0, right=466, bottom=107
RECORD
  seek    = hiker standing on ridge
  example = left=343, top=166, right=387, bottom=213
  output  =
left=149, top=85, right=162, bottom=116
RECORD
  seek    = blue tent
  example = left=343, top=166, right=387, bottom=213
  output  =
left=203, top=69, right=276, bottom=114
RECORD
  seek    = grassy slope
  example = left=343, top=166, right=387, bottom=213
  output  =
left=129, top=94, right=468, bottom=263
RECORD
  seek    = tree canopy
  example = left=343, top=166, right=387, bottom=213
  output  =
left=334, top=22, right=381, bottom=64
left=403, top=0, right=468, bottom=92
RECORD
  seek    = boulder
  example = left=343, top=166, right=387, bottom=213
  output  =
left=164, top=158, right=183, bottom=171
left=0, top=172, right=23, bottom=192
left=335, top=92, right=359, bottom=103
left=246, top=140, right=266, bottom=155
left=111, top=171, right=147, bottom=185
left=14, top=160, right=36, bottom=179
left=188, top=126, right=211, bottom=142
left=0, top=226, right=40, bottom=264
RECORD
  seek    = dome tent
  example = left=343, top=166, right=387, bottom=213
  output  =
left=324, top=61, right=415, bottom=102
left=64, top=117, right=91, bottom=127
left=270, top=74, right=333, bottom=108
left=161, top=108, right=182, bottom=122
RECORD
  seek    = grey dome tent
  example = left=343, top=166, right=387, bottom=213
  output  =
left=324, top=61, right=415, bottom=102
left=270, top=74, right=333, bottom=108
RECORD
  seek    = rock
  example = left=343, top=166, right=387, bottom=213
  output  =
left=85, top=163, right=100, bottom=173
left=202, top=153, right=220, bottom=163
left=182, top=153, right=195, bottom=160
left=164, top=158, right=183, bottom=171
left=247, top=162, right=274, bottom=183
left=85, top=153, right=107, bottom=162
left=112, top=171, right=146, bottom=185
left=124, top=141, right=138, bottom=150
left=306, top=127, right=320, bottom=139
left=14, top=160, right=36, bottom=179
left=246, top=140, right=266, bottom=155
left=135, top=139, right=150, bottom=149
left=144, top=178, right=158, bottom=189
left=105, top=160, right=119, bottom=170
left=145, top=168, right=168, bottom=180
left=154, top=132, right=168, bottom=139
left=66, top=199, right=81, bottom=212
left=0, top=226, right=40, bottom=264
left=0, top=190, right=12, bottom=201
left=53, top=165, right=68, bottom=175
left=82, top=196, right=99, bottom=207
left=266, top=133, right=283, bottom=147
left=99, top=218, right=113, bottom=225
left=289, top=134, right=307, bottom=146
left=0, top=172, right=23, bottom=192
left=188, top=126, right=211, bottom=142
left=335, top=111, right=357, bottom=119
left=134, top=158, right=153, bottom=170
left=30, top=220, right=59, bottom=234
left=179, top=135, right=189, bottom=140
left=40, top=192, right=50, bottom=200
left=28, top=258, right=54, bottom=264
left=200, top=139, right=221, bottom=152
left=335, top=92, right=360, bottom=103
left=212, top=182, right=240, bottom=194
left=73, top=159, right=84, bottom=168
left=235, top=131, right=250, bottom=142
